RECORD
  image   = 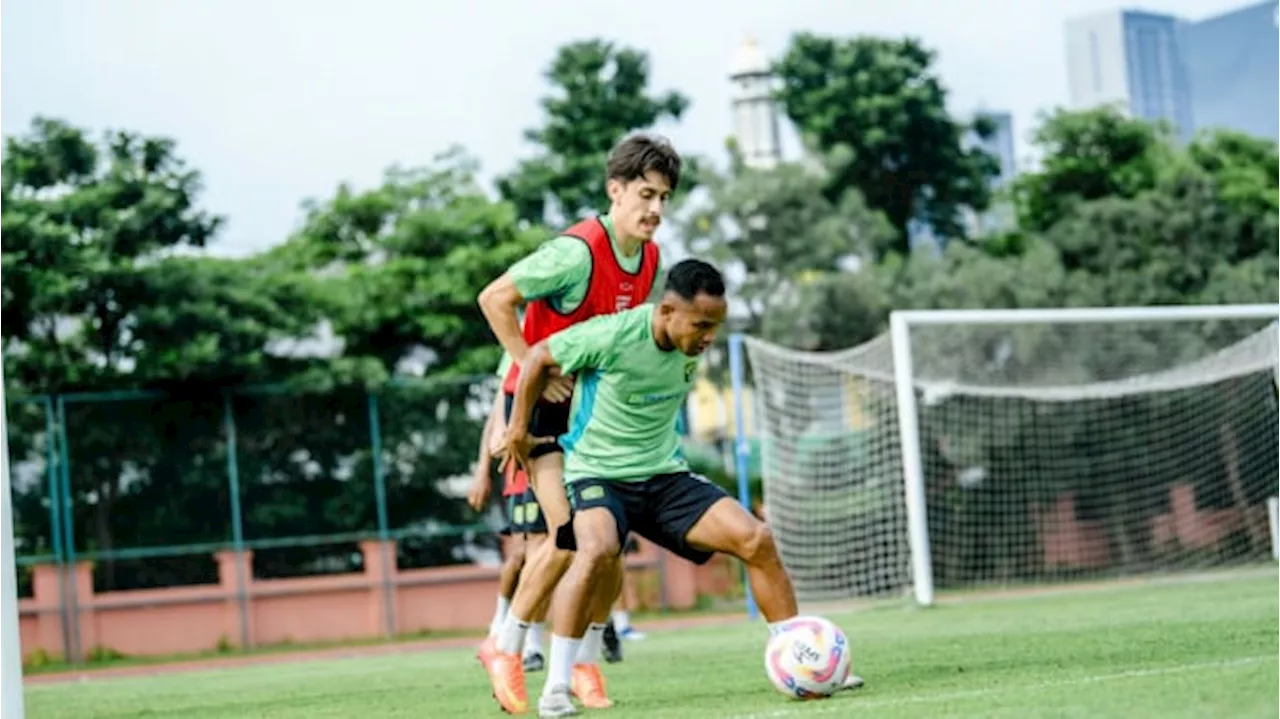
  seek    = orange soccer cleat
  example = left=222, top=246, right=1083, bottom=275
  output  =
left=486, top=652, right=529, bottom=714
left=571, top=663, right=614, bottom=709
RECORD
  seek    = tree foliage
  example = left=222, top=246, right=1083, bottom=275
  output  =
left=773, top=34, right=1000, bottom=253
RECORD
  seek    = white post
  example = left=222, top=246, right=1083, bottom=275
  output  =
left=890, top=312, right=934, bottom=606
left=1267, top=496, right=1279, bottom=562
left=1, top=363, right=27, bottom=719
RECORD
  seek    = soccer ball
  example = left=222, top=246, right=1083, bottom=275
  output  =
left=763, top=616, right=852, bottom=700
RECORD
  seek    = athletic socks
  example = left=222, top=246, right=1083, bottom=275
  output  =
left=575, top=623, right=607, bottom=664
left=546, top=634, right=582, bottom=692
left=489, top=595, right=512, bottom=637
left=496, top=614, right=531, bottom=655
left=524, top=621, right=546, bottom=657
left=611, top=610, right=631, bottom=632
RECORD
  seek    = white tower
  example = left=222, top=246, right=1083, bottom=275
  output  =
left=730, top=38, right=781, bottom=169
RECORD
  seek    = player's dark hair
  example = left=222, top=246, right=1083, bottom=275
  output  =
left=606, top=133, right=682, bottom=191
left=664, top=259, right=725, bottom=301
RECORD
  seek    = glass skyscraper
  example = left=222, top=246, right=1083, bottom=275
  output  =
left=1066, top=2, right=1279, bottom=142
left=1180, top=1, right=1279, bottom=141
left=1065, top=10, right=1194, bottom=140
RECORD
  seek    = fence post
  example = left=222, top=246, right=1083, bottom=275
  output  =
left=221, top=392, right=252, bottom=650
left=366, top=392, right=396, bottom=639
left=53, top=396, right=82, bottom=663
left=727, top=334, right=759, bottom=621
left=41, top=397, right=72, bottom=663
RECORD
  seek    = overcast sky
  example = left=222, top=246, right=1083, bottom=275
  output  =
left=1, top=0, right=1248, bottom=257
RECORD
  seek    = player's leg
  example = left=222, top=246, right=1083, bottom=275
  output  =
left=486, top=451, right=573, bottom=714
left=519, top=503, right=551, bottom=671
left=565, top=555, right=623, bottom=706
left=478, top=500, right=527, bottom=667
left=494, top=533, right=525, bottom=632
left=612, top=538, right=645, bottom=642
left=644, top=473, right=864, bottom=691
left=538, top=479, right=634, bottom=717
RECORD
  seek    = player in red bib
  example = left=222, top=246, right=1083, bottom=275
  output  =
left=476, top=133, right=677, bottom=714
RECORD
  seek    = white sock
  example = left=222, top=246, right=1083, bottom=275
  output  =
left=611, top=610, right=630, bottom=631
left=489, top=595, right=511, bottom=637
left=767, top=621, right=787, bottom=637
left=496, top=614, right=531, bottom=655
left=545, top=635, right=582, bottom=693
left=576, top=623, right=606, bottom=665
left=523, top=622, right=545, bottom=657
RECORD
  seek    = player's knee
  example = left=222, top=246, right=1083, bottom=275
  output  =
left=574, top=530, right=621, bottom=571
left=503, top=543, right=526, bottom=571
left=735, top=520, right=779, bottom=567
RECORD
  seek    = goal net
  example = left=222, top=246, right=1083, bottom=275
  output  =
left=740, top=306, right=1280, bottom=605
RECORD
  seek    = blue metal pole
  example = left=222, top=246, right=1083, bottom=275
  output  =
left=221, top=392, right=252, bottom=649
left=54, top=396, right=81, bottom=662
left=366, top=392, right=396, bottom=639
left=727, top=334, right=759, bottom=621
left=41, top=397, right=72, bottom=662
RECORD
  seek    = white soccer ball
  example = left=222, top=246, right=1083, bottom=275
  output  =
left=763, top=615, right=852, bottom=700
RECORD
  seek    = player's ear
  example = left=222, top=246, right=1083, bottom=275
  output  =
left=606, top=178, right=623, bottom=203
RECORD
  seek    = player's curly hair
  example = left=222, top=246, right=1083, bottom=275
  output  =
left=607, top=133, right=682, bottom=191
left=665, top=258, right=724, bottom=301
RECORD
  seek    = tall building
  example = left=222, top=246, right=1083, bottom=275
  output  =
left=729, top=38, right=782, bottom=169
left=1064, top=10, right=1195, bottom=140
left=1180, top=1, right=1279, bottom=141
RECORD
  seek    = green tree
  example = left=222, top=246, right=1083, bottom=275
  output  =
left=1010, top=105, right=1171, bottom=235
left=681, top=145, right=895, bottom=338
left=498, top=39, right=691, bottom=226
left=773, top=34, right=999, bottom=254
left=274, top=146, right=548, bottom=378
left=1, top=117, right=337, bottom=590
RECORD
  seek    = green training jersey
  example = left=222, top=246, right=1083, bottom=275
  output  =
left=547, top=304, right=699, bottom=483
left=506, top=216, right=654, bottom=314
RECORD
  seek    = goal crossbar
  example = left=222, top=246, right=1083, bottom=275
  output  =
left=892, top=304, right=1278, bottom=326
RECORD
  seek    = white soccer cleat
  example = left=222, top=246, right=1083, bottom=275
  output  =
left=538, top=684, right=579, bottom=717
left=840, top=673, right=865, bottom=691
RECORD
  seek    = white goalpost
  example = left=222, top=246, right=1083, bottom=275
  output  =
left=2, top=360, right=27, bottom=719
left=738, top=304, right=1280, bottom=607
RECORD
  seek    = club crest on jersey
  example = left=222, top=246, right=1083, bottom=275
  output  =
left=684, top=360, right=698, bottom=383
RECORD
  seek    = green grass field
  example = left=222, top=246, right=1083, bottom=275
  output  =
left=25, top=570, right=1279, bottom=718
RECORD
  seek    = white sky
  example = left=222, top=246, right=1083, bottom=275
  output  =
left=1, top=0, right=1249, bottom=257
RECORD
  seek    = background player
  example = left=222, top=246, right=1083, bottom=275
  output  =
left=467, top=367, right=547, bottom=671
left=477, top=133, right=679, bottom=713
left=506, top=259, right=864, bottom=716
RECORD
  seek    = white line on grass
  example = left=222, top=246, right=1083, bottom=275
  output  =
left=731, top=654, right=1278, bottom=719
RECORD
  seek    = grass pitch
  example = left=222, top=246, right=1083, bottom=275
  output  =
left=24, top=569, right=1279, bottom=718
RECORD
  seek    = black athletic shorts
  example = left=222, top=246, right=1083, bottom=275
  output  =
left=554, top=472, right=731, bottom=566
left=503, top=392, right=568, bottom=460
left=502, top=487, right=549, bottom=536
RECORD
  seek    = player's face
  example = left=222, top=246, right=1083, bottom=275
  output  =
left=666, top=293, right=728, bottom=357
left=607, top=170, right=671, bottom=241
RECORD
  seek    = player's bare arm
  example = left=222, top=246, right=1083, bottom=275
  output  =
left=479, top=274, right=573, bottom=403
left=467, top=390, right=505, bottom=511
left=479, top=274, right=531, bottom=364
left=505, top=340, right=562, bottom=469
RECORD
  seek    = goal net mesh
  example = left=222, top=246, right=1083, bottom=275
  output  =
left=742, top=316, right=1279, bottom=602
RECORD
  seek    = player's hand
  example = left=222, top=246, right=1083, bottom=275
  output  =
left=541, top=374, right=575, bottom=403
left=466, top=464, right=491, bottom=512
left=504, top=425, right=556, bottom=472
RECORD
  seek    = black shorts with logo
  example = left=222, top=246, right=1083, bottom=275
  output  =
left=554, top=472, right=731, bottom=566
left=502, top=487, right=549, bottom=536
left=503, top=392, right=569, bottom=460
